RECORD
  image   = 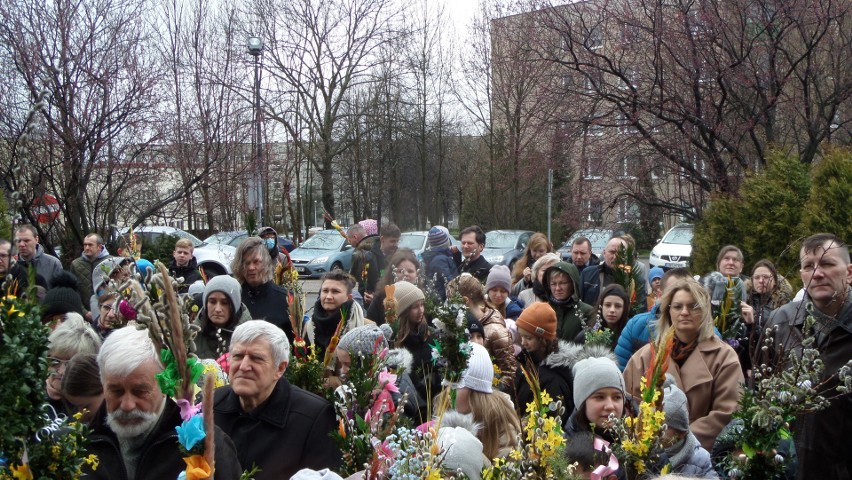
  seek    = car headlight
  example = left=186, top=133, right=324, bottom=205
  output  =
left=309, top=256, right=329, bottom=265
left=488, top=255, right=504, bottom=263
left=650, top=250, right=659, bottom=258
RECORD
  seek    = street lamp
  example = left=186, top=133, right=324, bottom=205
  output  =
left=247, top=36, right=264, bottom=225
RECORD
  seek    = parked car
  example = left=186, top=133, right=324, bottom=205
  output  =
left=557, top=228, right=617, bottom=261
left=649, top=224, right=694, bottom=269
left=289, top=229, right=354, bottom=278
left=482, top=230, right=534, bottom=268
left=119, top=225, right=236, bottom=276
left=204, top=230, right=295, bottom=253
left=399, top=231, right=429, bottom=260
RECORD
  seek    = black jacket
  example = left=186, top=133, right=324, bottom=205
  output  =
left=514, top=341, right=586, bottom=426
left=452, top=251, right=493, bottom=282
left=349, top=235, right=379, bottom=297
left=168, top=257, right=203, bottom=294
left=83, top=399, right=242, bottom=480
left=579, top=262, right=647, bottom=307
left=241, top=281, right=293, bottom=344
left=214, top=378, right=342, bottom=480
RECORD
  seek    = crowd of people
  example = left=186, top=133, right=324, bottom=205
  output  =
left=1, top=221, right=849, bottom=480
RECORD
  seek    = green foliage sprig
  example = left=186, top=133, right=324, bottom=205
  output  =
left=428, top=295, right=471, bottom=385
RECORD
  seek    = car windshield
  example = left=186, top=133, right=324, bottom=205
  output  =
left=399, top=234, right=426, bottom=250
left=300, top=233, right=345, bottom=250
left=662, top=227, right=693, bottom=245
left=204, top=233, right=229, bottom=244
left=486, top=232, right=518, bottom=249
left=170, top=228, right=205, bottom=247
left=568, top=230, right=611, bottom=249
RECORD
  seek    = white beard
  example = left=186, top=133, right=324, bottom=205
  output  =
left=106, top=397, right=165, bottom=440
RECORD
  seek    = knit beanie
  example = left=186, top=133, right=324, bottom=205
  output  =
left=358, top=219, right=378, bottom=236
left=571, top=356, right=625, bottom=410
left=438, top=425, right=488, bottom=480
left=338, top=324, right=392, bottom=357
left=459, top=342, right=493, bottom=393
left=466, top=313, right=485, bottom=338
left=203, top=275, right=241, bottom=312
left=42, top=272, right=85, bottom=320
left=428, top=226, right=451, bottom=249
left=289, top=469, right=344, bottom=480
left=649, top=266, right=665, bottom=282
left=485, top=265, right=512, bottom=293
left=663, top=380, right=690, bottom=432
left=393, top=281, right=425, bottom=315
left=515, top=302, right=557, bottom=340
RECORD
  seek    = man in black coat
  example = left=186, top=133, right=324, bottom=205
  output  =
left=355, top=222, right=401, bottom=306
left=83, top=326, right=242, bottom=480
left=231, top=237, right=293, bottom=344
left=169, top=238, right=203, bottom=294
left=453, top=225, right=493, bottom=282
left=214, top=320, right=342, bottom=479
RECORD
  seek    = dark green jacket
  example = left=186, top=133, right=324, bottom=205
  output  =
left=544, top=262, right=596, bottom=341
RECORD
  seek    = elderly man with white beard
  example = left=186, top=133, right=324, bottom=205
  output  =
left=82, top=326, right=242, bottom=480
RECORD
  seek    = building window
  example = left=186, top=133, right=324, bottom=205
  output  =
left=587, top=27, right=603, bottom=50
left=617, top=198, right=640, bottom=223
left=586, top=121, right=604, bottom=136
left=619, top=155, right=639, bottom=179
left=618, top=113, right=638, bottom=134
left=584, top=157, right=603, bottom=180
left=585, top=199, right=604, bottom=222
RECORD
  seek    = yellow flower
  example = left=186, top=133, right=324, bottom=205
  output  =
left=85, top=454, right=99, bottom=471
left=9, top=464, right=32, bottom=480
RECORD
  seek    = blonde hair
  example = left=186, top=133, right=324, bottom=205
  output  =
left=468, top=390, right=522, bottom=459
left=656, top=278, right=715, bottom=343
left=174, top=238, right=194, bottom=251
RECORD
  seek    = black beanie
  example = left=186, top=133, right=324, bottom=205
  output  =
left=41, top=271, right=85, bottom=320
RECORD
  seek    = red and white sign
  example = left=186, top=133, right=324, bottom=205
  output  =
left=32, top=194, right=60, bottom=223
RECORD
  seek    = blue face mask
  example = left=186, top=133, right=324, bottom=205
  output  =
left=265, top=238, right=276, bottom=250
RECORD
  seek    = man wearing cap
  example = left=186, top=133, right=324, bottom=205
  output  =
left=661, top=382, right=715, bottom=476
left=422, top=226, right=458, bottom=302
left=647, top=266, right=665, bottom=310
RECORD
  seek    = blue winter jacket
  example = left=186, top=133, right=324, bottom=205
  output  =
left=422, top=247, right=458, bottom=302
left=614, top=305, right=660, bottom=371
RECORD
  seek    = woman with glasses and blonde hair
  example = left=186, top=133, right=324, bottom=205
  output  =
left=623, top=278, right=743, bottom=451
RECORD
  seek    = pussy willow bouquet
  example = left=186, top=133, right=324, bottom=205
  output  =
left=713, top=276, right=745, bottom=347
left=331, top=340, right=407, bottom=476
left=482, top=367, right=574, bottom=480
left=717, top=314, right=852, bottom=479
left=370, top=425, right=462, bottom=480
left=613, top=244, right=644, bottom=317
left=118, top=263, right=217, bottom=480
left=608, top=328, right=674, bottom=479
left=0, top=283, right=98, bottom=480
left=429, top=295, right=472, bottom=385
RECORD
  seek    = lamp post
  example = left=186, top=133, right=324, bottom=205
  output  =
left=247, top=36, right=264, bottom=225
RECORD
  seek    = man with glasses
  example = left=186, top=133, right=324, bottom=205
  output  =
left=762, top=233, right=852, bottom=478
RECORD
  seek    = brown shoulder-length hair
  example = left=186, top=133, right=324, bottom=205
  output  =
left=511, top=233, right=553, bottom=283
left=376, top=248, right=421, bottom=292
left=230, top=237, right=272, bottom=284
left=393, top=287, right=428, bottom=349
left=656, top=278, right=715, bottom=343
left=595, top=284, right=630, bottom=338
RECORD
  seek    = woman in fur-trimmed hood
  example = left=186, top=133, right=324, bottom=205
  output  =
left=513, top=302, right=611, bottom=426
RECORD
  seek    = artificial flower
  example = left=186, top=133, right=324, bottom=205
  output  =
left=182, top=455, right=211, bottom=480
left=176, top=399, right=201, bottom=422
left=176, top=415, right=206, bottom=451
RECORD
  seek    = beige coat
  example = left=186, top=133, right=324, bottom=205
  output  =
left=623, top=336, right=743, bottom=450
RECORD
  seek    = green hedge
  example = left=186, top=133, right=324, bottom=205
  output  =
left=691, top=149, right=851, bottom=287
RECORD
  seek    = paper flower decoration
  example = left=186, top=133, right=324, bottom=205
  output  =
left=176, top=415, right=206, bottom=452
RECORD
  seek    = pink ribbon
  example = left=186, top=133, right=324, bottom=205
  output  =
left=591, top=437, right=620, bottom=480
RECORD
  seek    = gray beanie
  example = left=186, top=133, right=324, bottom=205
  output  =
left=663, top=379, right=690, bottom=432
left=203, top=275, right=241, bottom=311
left=337, top=324, right=392, bottom=357
left=571, top=356, right=625, bottom=409
left=393, top=281, right=425, bottom=315
left=438, top=425, right=488, bottom=480
left=485, top=264, right=512, bottom=293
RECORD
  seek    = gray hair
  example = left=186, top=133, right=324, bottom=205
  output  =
left=531, top=253, right=561, bottom=280
left=97, top=326, right=161, bottom=382
left=48, top=313, right=102, bottom=358
left=230, top=320, right=290, bottom=365
left=230, top=237, right=272, bottom=284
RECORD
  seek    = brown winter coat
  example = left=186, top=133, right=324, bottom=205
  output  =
left=479, top=307, right=518, bottom=392
left=623, top=336, right=743, bottom=450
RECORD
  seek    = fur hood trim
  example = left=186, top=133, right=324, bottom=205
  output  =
left=560, top=343, right=618, bottom=366
left=542, top=340, right=585, bottom=369
left=386, top=347, right=413, bottom=374
left=439, top=411, right=481, bottom=436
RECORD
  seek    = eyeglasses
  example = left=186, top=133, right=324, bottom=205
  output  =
left=47, top=357, right=68, bottom=369
left=668, top=303, right=701, bottom=313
